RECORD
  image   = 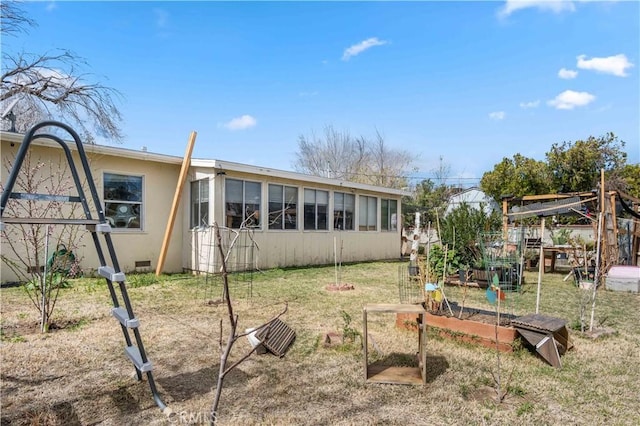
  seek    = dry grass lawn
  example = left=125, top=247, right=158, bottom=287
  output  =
left=1, top=261, right=639, bottom=425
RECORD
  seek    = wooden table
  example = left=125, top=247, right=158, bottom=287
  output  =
left=542, top=245, right=578, bottom=274
left=363, top=303, right=427, bottom=385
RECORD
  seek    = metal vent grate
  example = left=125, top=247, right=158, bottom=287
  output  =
left=255, top=318, right=295, bottom=357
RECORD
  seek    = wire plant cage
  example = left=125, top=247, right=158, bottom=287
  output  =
left=196, top=225, right=257, bottom=303
left=398, top=261, right=424, bottom=304
left=479, top=230, right=524, bottom=293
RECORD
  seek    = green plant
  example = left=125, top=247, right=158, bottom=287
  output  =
left=440, top=202, right=501, bottom=267
left=0, top=330, right=26, bottom=343
left=340, top=310, right=362, bottom=346
left=426, top=245, right=461, bottom=283
left=517, top=402, right=534, bottom=416
left=85, top=278, right=106, bottom=293
left=508, top=384, right=527, bottom=397
left=67, top=318, right=90, bottom=331
left=550, top=228, right=571, bottom=246
left=127, top=273, right=160, bottom=288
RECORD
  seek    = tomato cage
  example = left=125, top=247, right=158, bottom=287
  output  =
left=479, top=230, right=524, bottom=293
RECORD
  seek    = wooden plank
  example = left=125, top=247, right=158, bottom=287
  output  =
left=518, top=192, right=594, bottom=202
left=536, top=336, right=562, bottom=368
left=364, top=303, right=425, bottom=314
left=363, top=309, right=368, bottom=382
left=513, top=313, right=567, bottom=332
left=156, top=131, right=197, bottom=276
left=366, top=365, right=423, bottom=385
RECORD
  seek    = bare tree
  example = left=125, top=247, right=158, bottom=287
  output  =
left=0, top=2, right=35, bottom=36
left=209, top=222, right=288, bottom=424
left=294, top=125, right=368, bottom=180
left=1, top=151, right=85, bottom=332
left=368, top=128, right=414, bottom=188
left=294, top=125, right=414, bottom=189
left=1, top=2, right=123, bottom=141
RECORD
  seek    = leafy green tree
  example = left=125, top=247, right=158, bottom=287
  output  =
left=440, top=202, right=502, bottom=267
left=611, top=163, right=640, bottom=199
left=480, top=154, right=553, bottom=203
left=546, top=133, right=627, bottom=193
left=403, top=178, right=451, bottom=227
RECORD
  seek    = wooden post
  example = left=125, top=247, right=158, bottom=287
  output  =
left=502, top=198, right=509, bottom=245
left=610, top=191, right=619, bottom=264
left=600, top=169, right=606, bottom=270
left=155, top=131, right=197, bottom=276
left=535, top=217, right=545, bottom=314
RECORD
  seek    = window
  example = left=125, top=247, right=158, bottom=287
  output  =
left=190, top=179, right=209, bottom=228
left=304, top=189, right=328, bottom=230
left=359, top=195, right=377, bottom=231
left=334, top=192, right=355, bottom=230
left=225, top=179, right=261, bottom=228
left=381, top=198, right=398, bottom=231
left=268, top=184, right=298, bottom=230
left=103, top=173, right=142, bottom=229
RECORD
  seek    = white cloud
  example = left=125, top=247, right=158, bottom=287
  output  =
left=547, top=90, right=595, bottom=110
left=498, top=0, right=575, bottom=18
left=45, top=1, right=57, bottom=12
left=558, top=68, right=578, bottom=79
left=222, top=115, right=257, bottom=131
left=342, top=37, right=388, bottom=61
left=153, top=8, right=169, bottom=28
left=519, top=100, right=540, bottom=109
left=489, top=111, right=506, bottom=120
left=576, top=54, right=634, bottom=77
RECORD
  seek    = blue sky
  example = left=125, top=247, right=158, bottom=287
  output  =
left=5, top=1, right=639, bottom=187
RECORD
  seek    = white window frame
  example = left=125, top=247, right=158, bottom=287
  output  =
left=190, top=178, right=209, bottom=228
left=381, top=198, right=398, bottom=231
left=334, top=192, right=355, bottom=231
left=224, top=178, right=262, bottom=229
left=358, top=195, right=377, bottom=231
left=268, top=184, right=298, bottom=230
left=303, top=188, right=329, bottom=231
left=103, top=172, right=143, bottom=231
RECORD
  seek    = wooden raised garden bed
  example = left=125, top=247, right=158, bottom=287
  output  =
left=396, top=305, right=518, bottom=353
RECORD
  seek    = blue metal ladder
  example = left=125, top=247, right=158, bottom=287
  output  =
left=0, top=121, right=168, bottom=412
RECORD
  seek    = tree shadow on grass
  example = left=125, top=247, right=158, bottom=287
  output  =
left=5, top=401, right=81, bottom=426
left=109, top=385, right=141, bottom=414
left=157, top=366, right=250, bottom=401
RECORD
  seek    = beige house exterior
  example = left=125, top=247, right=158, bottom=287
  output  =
left=1, top=130, right=407, bottom=283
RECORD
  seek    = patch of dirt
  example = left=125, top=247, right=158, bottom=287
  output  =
left=466, top=385, right=528, bottom=409
left=430, top=301, right=516, bottom=327
left=582, top=327, right=617, bottom=339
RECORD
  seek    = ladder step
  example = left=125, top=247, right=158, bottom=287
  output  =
left=1, top=217, right=102, bottom=225
left=98, top=266, right=126, bottom=282
left=86, top=222, right=112, bottom=233
left=112, top=307, right=140, bottom=328
left=125, top=346, right=153, bottom=372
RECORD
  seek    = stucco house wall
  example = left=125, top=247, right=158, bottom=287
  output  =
left=2, top=130, right=407, bottom=283
left=1, top=132, right=183, bottom=283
